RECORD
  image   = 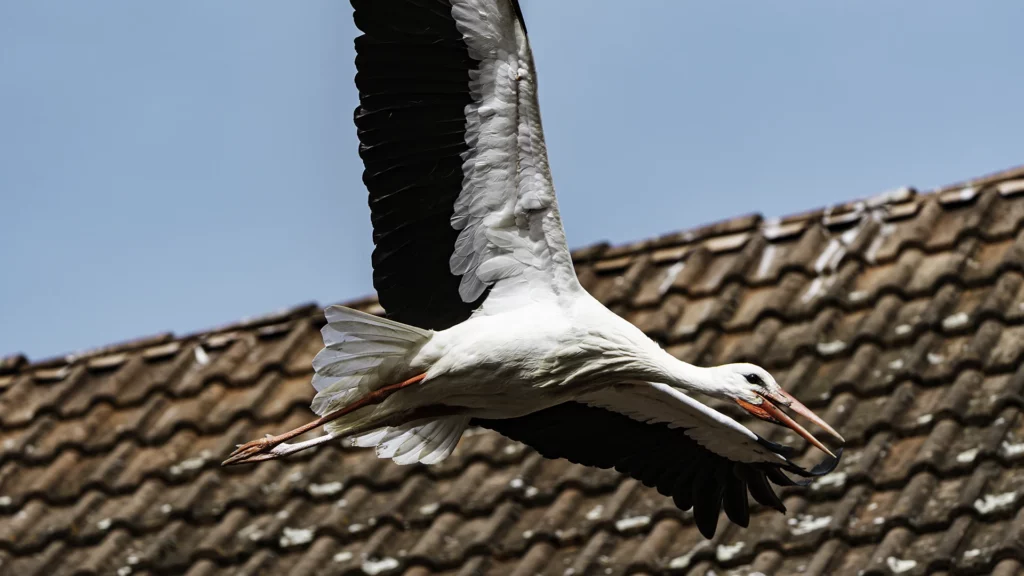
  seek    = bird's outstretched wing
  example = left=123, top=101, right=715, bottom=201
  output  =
left=354, top=0, right=579, bottom=330
left=474, top=384, right=841, bottom=539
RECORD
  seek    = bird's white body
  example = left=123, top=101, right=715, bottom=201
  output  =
left=379, top=292, right=674, bottom=419
left=224, top=0, right=843, bottom=540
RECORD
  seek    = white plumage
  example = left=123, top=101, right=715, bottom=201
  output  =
left=224, top=0, right=844, bottom=539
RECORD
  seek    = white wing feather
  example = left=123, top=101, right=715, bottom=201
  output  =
left=578, top=383, right=787, bottom=465
left=351, top=417, right=470, bottom=465
left=449, top=0, right=579, bottom=312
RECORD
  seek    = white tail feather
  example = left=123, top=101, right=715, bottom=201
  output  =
left=310, top=306, right=432, bottom=416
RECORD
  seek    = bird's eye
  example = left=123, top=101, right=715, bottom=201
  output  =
left=744, top=373, right=764, bottom=386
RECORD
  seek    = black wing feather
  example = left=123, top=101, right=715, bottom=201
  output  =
left=722, top=470, right=750, bottom=528
left=473, top=403, right=839, bottom=539
left=353, top=0, right=483, bottom=330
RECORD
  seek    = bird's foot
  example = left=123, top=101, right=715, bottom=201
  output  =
left=222, top=434, right=282, bottom=466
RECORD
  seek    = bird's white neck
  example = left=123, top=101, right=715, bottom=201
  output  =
left=587, top=302, right=726, bottom=399
left=651, top=349, right=724, bottom=399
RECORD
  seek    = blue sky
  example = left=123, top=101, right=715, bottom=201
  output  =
left=2, top=1, right=1023, bottom=360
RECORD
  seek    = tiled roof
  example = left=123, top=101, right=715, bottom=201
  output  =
left=4, top=165, right=1024, bottom=575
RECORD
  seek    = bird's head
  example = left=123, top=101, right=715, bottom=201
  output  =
left=707, top=363, right=844, bottom=458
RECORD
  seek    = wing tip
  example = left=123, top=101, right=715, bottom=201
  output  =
left=762, top=446, right=844, bottom=489
left=509, top=0, right=528, bottom=34
left=756, top=431, right=843, bottom=478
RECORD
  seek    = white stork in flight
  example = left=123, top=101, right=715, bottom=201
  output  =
left=224, top=0, right=844, bottom=538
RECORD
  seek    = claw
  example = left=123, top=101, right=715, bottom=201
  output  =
left=222, top=436, right=278, bottom=466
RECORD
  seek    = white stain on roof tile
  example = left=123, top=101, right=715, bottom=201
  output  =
left=895, top=324, right=913, bottom=336
left=307, top=481, right=344, bottom=496
left=349, top=523, right=365, bottom=533
left=524, top=486, right=540, bottom=498
left=864, top=223, right=895, bottom=264
left=0, top=496, right=11, bottom=507
left=942, top=312, right=970, bottom=330
left=126, top=555, right=139, bottom=565
left=614, top=515, right=650, bottom=532
left=886, top=557, right=917, bottom=573
left=116, top=567, right=132, bottom=576
left=956, top=448, right=979, bottom=463
left=802, top=275, right=836, bottom=303
left=888, top=358, right=904, bottom=370
left=238, top=524, right=263, bottom=542
left=789, top=514, right=831, bottom=536
left=333, top=551, right=353, bottom=563
left=335, top=498, right=348, bottom=508
left=868, top=186, right=914, bottom=207
left=755, top=244, right=777, bottom=279
left=362, top=557, right=399, bottom=575
left=169, top=450, right=211, bottom=475
left=668, top=542, right=707, bottom=569
left=848, top=290, right=868, bottom=303
left=811, top=471, right=847, bottom=490
left=926, top=353, right=944, bottom=365
left=586, top=505, right=605, bottom=521
left=1002, top=441, right=1024, bottom=458
left=522, top=530, right=534, bottom=539
left=275, top=509, right=290, bottom=520
left=288, top=471, right=304, bottom=483
left=503, top=444, right=518, bottom=455
left=953, top=186, right=978, bottom=202
left=964, top=548, right=982, bottom=559
left=816, top=340, right=846, bottom=355
left=97, top=518, right=112, bottom=530
left=419, top=503, right=439, bottom=516
left=815, top=239, right=844, bottom=273
left=715, top=541, right=744, bottom=562
left=658, top=260, right=687, bottom=296
left=916, top=414, right=933, bottom=425
left=279, top=527, right=314, bottom=547
left=975, top=492, right=1016, bottom=514
left=840, top=220, right=865, bottom=245
left=193, top=345, right=210, bottom=365
left=509, top=477, right=524, bottom=489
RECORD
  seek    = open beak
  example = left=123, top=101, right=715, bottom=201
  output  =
left=736, top=389, right=844, bottom=458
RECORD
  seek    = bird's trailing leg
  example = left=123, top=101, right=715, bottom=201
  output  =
left=221, top=373, right=427, bottom=466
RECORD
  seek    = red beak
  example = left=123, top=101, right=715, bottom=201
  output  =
left=736, top=389, right=844, bottom=458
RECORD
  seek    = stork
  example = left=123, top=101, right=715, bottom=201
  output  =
left=224, top=0, right=844, bottom=538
